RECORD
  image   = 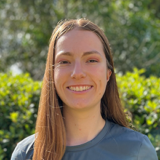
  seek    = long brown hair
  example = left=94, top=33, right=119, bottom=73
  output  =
left=33, top=19, right=128, bottom=160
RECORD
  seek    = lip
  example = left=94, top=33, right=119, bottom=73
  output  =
left=67, top=85, right=93, bottom=94
left=67, top=84, right=93, bottom=87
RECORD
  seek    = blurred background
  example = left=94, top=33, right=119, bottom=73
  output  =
left=0, top=0, right=160, bottom=159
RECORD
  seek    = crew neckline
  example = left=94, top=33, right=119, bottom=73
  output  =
left=66, top=120, right=111, bottom=152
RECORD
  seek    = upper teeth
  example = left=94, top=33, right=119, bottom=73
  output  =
left=69, top=86, right=91, bottom=91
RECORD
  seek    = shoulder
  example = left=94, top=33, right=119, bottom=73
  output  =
left=11, top=134, right=35, bottom=160
left=107, top=120, right=147, bottom=141
left=108, top=121, right=145, bottom=141
left=105, top=121, right=158, bottom=159
left=137, top=135, right=158, bottom=160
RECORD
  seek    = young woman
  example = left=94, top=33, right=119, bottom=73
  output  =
left=11, top=19, right=158, bottom=160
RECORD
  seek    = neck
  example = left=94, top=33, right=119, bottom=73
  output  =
left=63, top=105, right=105, bottom=146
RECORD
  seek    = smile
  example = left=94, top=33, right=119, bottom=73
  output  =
left=68, top=86, right=92, bottom=92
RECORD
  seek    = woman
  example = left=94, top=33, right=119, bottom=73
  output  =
left=11, top=19, right=158, bottom=160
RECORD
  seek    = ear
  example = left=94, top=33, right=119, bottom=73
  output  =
left=106, top=69, right=112, bottom=82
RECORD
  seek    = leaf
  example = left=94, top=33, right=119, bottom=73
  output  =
left=10, top=112, right=19, bottom=123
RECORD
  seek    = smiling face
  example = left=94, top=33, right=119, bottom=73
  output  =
left=54, top=29, right=111, bottom=110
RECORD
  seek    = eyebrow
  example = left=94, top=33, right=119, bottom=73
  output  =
left=56, top=50, right=101, bottom=57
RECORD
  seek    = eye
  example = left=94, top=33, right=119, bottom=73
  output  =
left=87, top=59, right=98, bottom=63
left=59, top=60, right=70, bottom=64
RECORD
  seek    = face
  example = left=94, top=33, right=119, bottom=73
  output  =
left=54, top=29, right=111, bottom=110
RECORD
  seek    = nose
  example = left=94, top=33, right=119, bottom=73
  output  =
left=71, top=61, right=86, bottom=79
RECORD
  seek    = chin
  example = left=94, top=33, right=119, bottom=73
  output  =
left=65, top=102, right=97, bottom=110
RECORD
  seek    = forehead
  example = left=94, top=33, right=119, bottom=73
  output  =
left=55, top=29, right=104, bottom=57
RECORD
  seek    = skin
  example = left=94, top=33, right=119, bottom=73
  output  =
left=54, top=29, right=112, bottom=146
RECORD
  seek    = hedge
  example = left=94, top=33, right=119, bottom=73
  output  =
left=0, top=73, right=41, bottom=160
left=0, top=69, right=160, bottom=159
left=117, top=68, right=160, bottom=158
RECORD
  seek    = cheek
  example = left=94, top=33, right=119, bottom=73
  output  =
left=54, top=68, right=67, bottom=81
left=92, top=66, right=107, bottom=92
left=90, top=65, right=107, bottom=82
left=54, top=70, right=59, bottom=82
left=54, top=68, right=70, bottom=96
left=54, top=69, right=64, bottom=91
left=54, top=71, right=59, bottom=90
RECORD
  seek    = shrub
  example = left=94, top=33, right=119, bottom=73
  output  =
left=0, top=70, right=160, bottom=159
left=117, top=68, right=160, bottom=158
left=0, top=72, right=41, bottom=160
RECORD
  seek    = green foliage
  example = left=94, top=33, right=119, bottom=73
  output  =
left=0, top=70, right=159, bottom=159
left=117, top=68, right=160, bottom=158
left=0, top=72, right=41, bottom=160
left=0, top=0, right=160, bottom=80
left=67, top=0, right=160, bottom=77
left=0, top=0, right=64, bottom=80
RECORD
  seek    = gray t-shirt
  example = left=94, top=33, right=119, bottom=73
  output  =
left=11, top=120, right=158, bottom=160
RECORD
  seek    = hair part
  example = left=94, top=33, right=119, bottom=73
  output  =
left=33, top=18, right=128, bottom=160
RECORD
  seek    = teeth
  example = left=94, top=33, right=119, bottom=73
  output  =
left=76, top=86, right=79, bottom=91
left=69, top=86, right=91, bottom=91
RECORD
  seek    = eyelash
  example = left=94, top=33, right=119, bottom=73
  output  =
left=58, top=59, right=98, bottom=65
left=87, top=59, right=98, bottom=63
left=59, top=61, right=70, bottom=64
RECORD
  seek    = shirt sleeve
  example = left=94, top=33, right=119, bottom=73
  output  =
left=138, top=135, right=158, bottom=160
left=10, top=143, right=24, bottom=160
